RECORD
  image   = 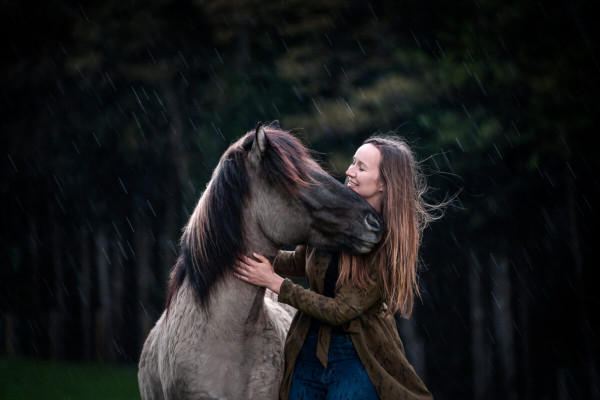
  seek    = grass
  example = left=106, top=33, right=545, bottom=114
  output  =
left=0, top=357, right=140, bottom=400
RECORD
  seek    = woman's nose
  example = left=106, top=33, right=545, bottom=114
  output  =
left=346, top=165, right=355, bottom=177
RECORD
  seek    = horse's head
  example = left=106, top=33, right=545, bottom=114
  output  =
left=168, top=121, right=383, bottom=311
left=245, top=122, right=382, bottom=254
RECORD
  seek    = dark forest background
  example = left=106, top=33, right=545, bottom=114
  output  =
left=1, top=1, right=598, bottom=399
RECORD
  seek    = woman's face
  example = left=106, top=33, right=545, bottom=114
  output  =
left=345, top=143, right=384, bottom=212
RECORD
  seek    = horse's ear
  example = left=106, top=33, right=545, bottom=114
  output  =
left=250, top=122, right=267, bottom=164
left=271, top=120, right=280, bottom=129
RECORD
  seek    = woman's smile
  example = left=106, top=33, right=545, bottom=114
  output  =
left=345, top=143, right=384, bottom=211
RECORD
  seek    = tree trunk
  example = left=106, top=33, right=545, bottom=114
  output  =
left=80, top=225, right=92, bottom=361
left=491, top=253, right=517, bottom=400
left=518, top=259, right=533, bottom=400
left=95, top=226, right=113, bottom=361
left=566, top=172, right=598, bottom=399
left=3, top=313, right=15, bottom=357
left=49, top=215, right=65, bottom=359
left=135, top=216, right=152, bottom=350
left=470, top=251, right=490, bottom=400
left=160, top=83, right=188, bottom=297
left=159, top=200, right=177, bottom=292
left=111, top=237, right=125, bottom=360
left=163, top=84, right=189, bottom=195
left=28, top=218, right=42, bottom=357
left=396, top=316, right=426, bottom=378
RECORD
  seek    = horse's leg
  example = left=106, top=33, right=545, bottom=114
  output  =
left=138, top=317, right=166, bottom=400
left=243, top=298, right=291, bottom=399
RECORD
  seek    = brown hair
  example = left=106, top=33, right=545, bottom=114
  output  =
left=338, top=135, right=441, bottom=317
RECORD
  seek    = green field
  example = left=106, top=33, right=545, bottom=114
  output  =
left=0, top=358, right=140, bottom=400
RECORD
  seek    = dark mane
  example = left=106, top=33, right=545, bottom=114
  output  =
left=166, top=123, right=322, bottom=312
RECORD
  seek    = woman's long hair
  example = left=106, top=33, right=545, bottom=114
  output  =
left=339, top=135, right=441, bottom=317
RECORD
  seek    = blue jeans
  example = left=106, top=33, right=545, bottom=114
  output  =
left=289, top=331, right=379, bottom=400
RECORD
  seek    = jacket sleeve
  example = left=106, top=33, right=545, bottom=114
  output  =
left=272, top=245, right=307, bottom=278
left=278, top=271, right=381, bottom=326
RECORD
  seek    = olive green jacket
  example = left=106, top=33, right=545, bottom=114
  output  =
left=275, top=245, right=433, bottom=400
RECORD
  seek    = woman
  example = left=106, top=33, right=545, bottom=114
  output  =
left=234, top=135, right=437, bottom=400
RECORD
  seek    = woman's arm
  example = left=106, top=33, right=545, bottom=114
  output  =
left=234, top=253, right=381, bottom=326
left=278, top=277, right=381, bottom=326
left=272, top=245, right=307, bottom=278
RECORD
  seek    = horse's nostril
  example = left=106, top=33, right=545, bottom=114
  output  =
left=365, top=214, right=381, bottom=232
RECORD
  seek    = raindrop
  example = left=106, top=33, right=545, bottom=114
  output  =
left=324, top=33, right=333, bottom=46
left=492, top=142, right=503, bottom=160
left=131, top=86, right=147, bottom=114
left=7, top=153, right=18, bottom=173
left=118, top=177, right=128, bottom=194
left=214, top=48, right=224, bottom=64
left=566, top=162, right=576, bottom=179
left=53, top=174, right=64, bottom=193
left=147, top=48, right=157, bottom=64
left=511, top=121, right=521, bottom=136
left=132, top=111, right=147, bottom=142
left=462, top=104, right=471, bottom=119
left=126, top=217, right=135, bottom=232
left=455, top=137, right=464, bottom=152
left=178, top=50, right=189, bottom=69
left=180, top=72, right=189, bottom=86
left=341, top=67, right=349, bottom=80
left=127, top=240, right=135, bottom=257
left=312, top=98, right=322, bottom=115
left=153, top=89, right=164, bottom=109
left=341, top=98, right=354, bottom=120
left=368, top=3, right=378, bottom=21
left=435, top=40, right=445, bottom=58
left=79, top=4, right=90, bottom=23
left=112, top=221, right=122, bottom=240
left=141, top=86, right=150, bottom=100
left=410, top=30, right=421, bottom=47
left=474, top=73, right=487, bottom=96
left=101, top=247, right=112, bottom=265
left=92, top=131, right=101, bottom=147
left=357, top=40, right=366, bottom=56
left=189, top=118, right=197, bottom=131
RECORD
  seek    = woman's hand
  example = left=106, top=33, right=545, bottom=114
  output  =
left=234, top=253, right=284, bottom=294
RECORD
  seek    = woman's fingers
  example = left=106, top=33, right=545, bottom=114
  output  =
left=234, top=266, right=250, bottom=280
left=236, top=257, right=255, bottom=270
left=253, top=253, right=268, bottom=263
left=234, top=264, right=253, bottom=275
left=234, top=271, right=246, bottom=281
left=234, top=253, right=269, bottom=283
left=240, top=255, right=259, bottom=268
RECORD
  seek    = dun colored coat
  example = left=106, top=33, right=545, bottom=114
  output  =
left=138, top=122, right=382, bottom=400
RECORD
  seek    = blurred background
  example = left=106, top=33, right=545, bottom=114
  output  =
left=1, top=1, right=598, bottom=399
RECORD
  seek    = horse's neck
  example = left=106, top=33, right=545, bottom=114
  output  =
left=206, top=274, right=267, bottom=326
left=203, top=218, right=280, bottom=326
left=176, top=215, right=280, bottom=327
left=241, top=217, right=280, bottom=261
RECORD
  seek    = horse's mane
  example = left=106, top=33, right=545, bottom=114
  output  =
left=166, top=123, right=322, bottom=312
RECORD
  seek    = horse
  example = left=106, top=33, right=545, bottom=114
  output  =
left=138, top=122, right=382, bottom=400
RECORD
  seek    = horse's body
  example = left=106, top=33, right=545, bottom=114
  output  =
left=138, top=123, right=382, bottom=400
